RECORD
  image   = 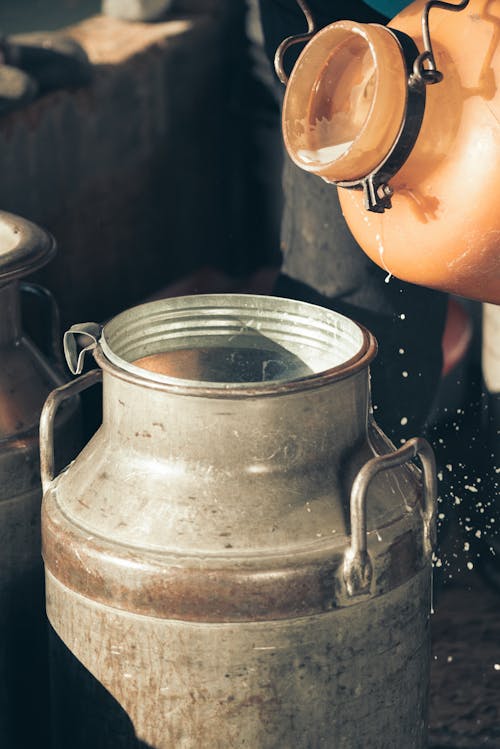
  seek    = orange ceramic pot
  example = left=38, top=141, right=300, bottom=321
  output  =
left=282, top=0, right=500, bottom=304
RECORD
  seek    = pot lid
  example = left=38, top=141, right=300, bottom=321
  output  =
left=0, top=210, right=56, bottom=282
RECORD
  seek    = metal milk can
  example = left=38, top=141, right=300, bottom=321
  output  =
left=0, top=210, right=80, bottom=747
left=41, top=294, right=437, bottom=749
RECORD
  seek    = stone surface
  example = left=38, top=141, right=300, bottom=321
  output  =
left=429, top=574, right=500, bottom=748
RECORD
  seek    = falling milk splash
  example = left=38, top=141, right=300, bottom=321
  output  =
left=359, top=204, right=392, bottom=282
left=375, top=231, right=392, bottom=282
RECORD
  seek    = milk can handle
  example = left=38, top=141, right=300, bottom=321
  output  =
left=343, top=436, right=437, bottom=597
left=20, top=282, right=64, bottom=369
left=40, top=369, right=102, bottom=493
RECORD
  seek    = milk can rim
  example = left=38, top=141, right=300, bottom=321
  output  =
left=95, top=294, right=378, bottom=397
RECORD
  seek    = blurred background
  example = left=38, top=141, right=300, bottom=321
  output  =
left=0, top=2, right=498, bottom=747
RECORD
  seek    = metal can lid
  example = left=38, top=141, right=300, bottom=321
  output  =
left=0, top=210, right=56, bottom=282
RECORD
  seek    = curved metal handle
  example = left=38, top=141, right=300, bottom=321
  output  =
left=276, top=0, right=469, bottom=87
left=40, top=368, right=102, bottom=493
left=274, top=0, right=316, bottom=84
left=20, top=282, right=64, bottom=369
left=413, top=0, right=470, bottom=84
left=343, top=437, right=437, bottom=597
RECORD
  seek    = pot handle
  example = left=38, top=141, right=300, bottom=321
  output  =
left=20, top=282, right=64, bottom=369
left=40, top=369, right=102, bottom=494
left=343, top=436, right=437, bottom=597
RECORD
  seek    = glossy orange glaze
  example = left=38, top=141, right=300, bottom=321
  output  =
left=285, top=0, right=500, bottom=302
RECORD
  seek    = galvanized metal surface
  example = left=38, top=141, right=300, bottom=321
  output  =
left=0, top=209, right=56, bottom=283
left=482, top=302, right=500, bottom=394
left=47, top=568, right=431, bottom=749
left=0, top=212, right=79, bottom=748
left=42, top=294, right=436, bottom=747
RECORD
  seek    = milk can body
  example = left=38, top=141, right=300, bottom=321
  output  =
left=41, top=294, right=436, bottom=748
left=0, top=211, right=79, bottom=747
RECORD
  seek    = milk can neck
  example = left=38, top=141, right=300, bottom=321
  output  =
left=99, top=365, right=371, bottom=469
left=92, top=294, right=377, bottom=461
left=0, top=282, right=21, bottom=346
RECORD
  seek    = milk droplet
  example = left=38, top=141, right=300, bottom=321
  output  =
left=375, top=233, right=390, bottom=274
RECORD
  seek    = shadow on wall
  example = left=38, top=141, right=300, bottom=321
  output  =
left=49, top=627, right=153, bottom=749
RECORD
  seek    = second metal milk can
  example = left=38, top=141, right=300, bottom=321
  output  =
left=0, top=210, right=79, bottom=748
left=41, top=294, right=437, bottom=749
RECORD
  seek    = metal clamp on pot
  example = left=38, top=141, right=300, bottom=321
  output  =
left=276, top=0, right=470, bottom=212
